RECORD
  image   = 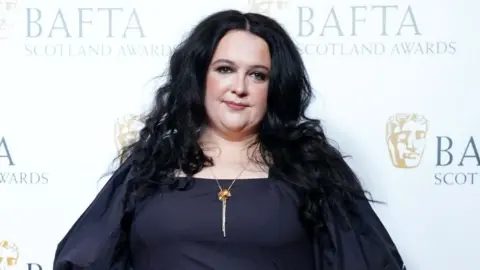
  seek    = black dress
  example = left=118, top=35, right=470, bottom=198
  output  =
left=53, top=158, right=407, bottom=270
left=130, top=177, right=314, bottom=269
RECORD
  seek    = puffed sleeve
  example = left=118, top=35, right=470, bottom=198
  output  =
left=53, top=158, right=136, bottom=270
left=313, top=187, right=407, bottom=270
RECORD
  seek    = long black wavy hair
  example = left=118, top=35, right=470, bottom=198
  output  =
left=117, top=9, right=373, bottom=240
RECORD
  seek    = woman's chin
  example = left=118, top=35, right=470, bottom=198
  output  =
left=219, top=122, right=251, bottom=134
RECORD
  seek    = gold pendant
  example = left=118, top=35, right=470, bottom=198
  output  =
left=218, top=189, right=231, bottom=237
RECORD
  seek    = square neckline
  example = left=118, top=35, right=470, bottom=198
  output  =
left=175, top=167, right=271, bottom=181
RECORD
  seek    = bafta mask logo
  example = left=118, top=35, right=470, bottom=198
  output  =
left=0, top=0, right=18, bottom=40
left=114, top=114, right=145, bottom=155
left=0, top=240, right=19, bottom=270
left=386, top=113, right=429, bottom=168
left=248, top=0, right=288, bottom=16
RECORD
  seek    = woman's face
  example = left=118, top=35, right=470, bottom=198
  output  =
left=205, top=30, right=271, bottom=140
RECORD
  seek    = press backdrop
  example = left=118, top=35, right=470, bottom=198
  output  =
left=1, top=0, right=479, bottom=269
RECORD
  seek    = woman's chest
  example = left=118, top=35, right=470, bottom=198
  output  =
left=130, top=179, right=310, bottom=247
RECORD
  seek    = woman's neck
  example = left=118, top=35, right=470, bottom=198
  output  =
left=192, top=127, right=267, bottom=179
left=199, top=127, right=258, bottom=165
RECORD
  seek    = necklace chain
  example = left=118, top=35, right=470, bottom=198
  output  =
left=209, top=166, right=246, bottom=191
left=209, top=166, right=246, bottom=238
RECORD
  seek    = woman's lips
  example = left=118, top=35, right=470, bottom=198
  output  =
left=224, top=101, right=248, bottom=110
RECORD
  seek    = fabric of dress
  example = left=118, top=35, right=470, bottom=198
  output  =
left=53, top=158, right=407, bottom=270
left=129, top=177, right=314, bottom=270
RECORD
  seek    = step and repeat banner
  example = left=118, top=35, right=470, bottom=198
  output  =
left=1, top=0, right=478, bottom=269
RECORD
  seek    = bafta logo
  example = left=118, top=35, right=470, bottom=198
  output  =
left=114, top=114, right=145, bottom=156
left=0, top=0, right=18, bottom=39
left=386, top=113, right=429, bottom=168
left=248, top=0, right=288, bottom=16
left=0, top=240, right=19, bottom=270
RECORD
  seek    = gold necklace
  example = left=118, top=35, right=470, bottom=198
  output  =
left=208, top=166, right=246, bottom=238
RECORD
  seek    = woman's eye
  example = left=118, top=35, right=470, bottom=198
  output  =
left=216, top=66, right=233, bottom=73
left=252, top=72, right=267, bottom=81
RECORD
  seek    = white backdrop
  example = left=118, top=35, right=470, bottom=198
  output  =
left=1, top=0, right=479, bottom=269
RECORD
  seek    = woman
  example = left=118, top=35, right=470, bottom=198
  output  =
left=53, top=9, right=406, bottom=270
